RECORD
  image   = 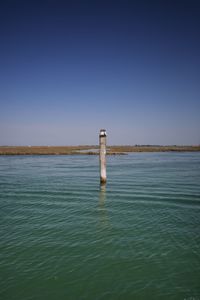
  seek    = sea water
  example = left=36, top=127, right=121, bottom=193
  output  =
left=0, top=153, right=200, bottom=300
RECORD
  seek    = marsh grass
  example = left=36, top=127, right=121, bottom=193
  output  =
left=0, top=145, right=199, bottom=155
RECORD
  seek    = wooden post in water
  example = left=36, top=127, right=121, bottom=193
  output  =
left=99, top=129, right=107, bottom=184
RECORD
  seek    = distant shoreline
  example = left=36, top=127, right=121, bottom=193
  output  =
left=0, top=145, right=200, bottom=155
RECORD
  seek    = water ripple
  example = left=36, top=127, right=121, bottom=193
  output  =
left=0, top=153, right=200, bottom=300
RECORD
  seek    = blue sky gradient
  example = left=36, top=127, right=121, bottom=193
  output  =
left=0, top=0, right=200, bottom=145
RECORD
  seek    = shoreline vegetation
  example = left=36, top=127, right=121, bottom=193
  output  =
left=0, top=145, right=200, bottom=155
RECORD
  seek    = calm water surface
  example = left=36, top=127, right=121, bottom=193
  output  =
left=0, top=153, right=200, bottom=300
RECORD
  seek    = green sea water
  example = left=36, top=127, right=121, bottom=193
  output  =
left=0, top=153, right=200, bottom=300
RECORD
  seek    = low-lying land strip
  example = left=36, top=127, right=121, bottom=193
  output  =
left=0, top=145, right=200, bottom=155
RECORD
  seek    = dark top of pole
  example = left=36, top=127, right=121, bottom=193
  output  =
left=100, top=129, right=107, bottom=137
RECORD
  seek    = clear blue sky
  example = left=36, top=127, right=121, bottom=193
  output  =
left=0, top=0, right=200, bottom=145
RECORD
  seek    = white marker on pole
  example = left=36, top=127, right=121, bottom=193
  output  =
left=99, top=129, right=107, bottom=184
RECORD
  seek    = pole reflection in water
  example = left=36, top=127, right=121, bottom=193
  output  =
left=98, top=184, right=110, bottom=228
left=99, top=183, right=106, bottom=207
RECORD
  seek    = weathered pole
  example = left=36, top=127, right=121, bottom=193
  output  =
left=99, top=129, right=107, bottom=184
